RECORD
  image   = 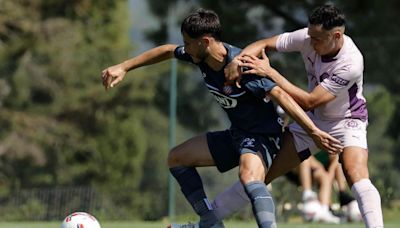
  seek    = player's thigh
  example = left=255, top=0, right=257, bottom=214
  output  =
left=340, top=146, right=369, bottom=186
left=265, top=131, right=302, bottom=184
left=168, top=134, right=215, bottom=167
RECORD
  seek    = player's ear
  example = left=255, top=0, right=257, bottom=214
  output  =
left=333, top=27, right=344, bottom=40
left=334, top=31, right=341, bottom=39
left=202, top=36, right=211, bottom=46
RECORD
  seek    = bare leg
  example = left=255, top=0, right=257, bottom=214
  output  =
left=329, top=157, right=355, bottom=207
left=309, top=156, right=333, bottom=207
left=265, top=131, right=302, bottom=184
left=341, top=146, right=384, bottom=228
left=298, top=158, right=318, bottom=204
left=168, top=134, right=215, bottom=168
left=299, top=158, right=312, bottom=193
left=334, top=161, right=349, bottom=192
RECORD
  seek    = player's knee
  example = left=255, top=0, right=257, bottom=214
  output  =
left=342, top=165, right=369, bottom=185
left=239, top=168, right=265, bottom=184
left=167, top=147, right=183, bottom=168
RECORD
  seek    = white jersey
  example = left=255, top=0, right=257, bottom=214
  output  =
left=276, top=28, right=368, bottom=121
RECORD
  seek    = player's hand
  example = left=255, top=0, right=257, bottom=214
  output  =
left=311, top=129, right=343, bottom=155
left=224, top=57, right=243, bottom=88
left=101, top=63, right=127, bottom=90
left=238, top=49, right=276, bottom=79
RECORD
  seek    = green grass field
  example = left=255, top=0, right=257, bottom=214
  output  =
left=0, top=209, right=398, bottom=228
left=0, top=221, right=398, bottom=228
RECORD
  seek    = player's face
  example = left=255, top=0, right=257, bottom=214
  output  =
left=308, top=24, right=338, bottom=56
left=182, top=32, right=208, bottom=63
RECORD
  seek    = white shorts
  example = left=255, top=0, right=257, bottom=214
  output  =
left=289, top=112, right=368, bottom=156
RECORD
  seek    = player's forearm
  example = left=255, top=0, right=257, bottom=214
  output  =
left=267, top=68, right=313, bottom=111
left=122, top=44, right=177, bottom=72
left=269, top=87, right=318, bottom=135
left=240, top=36, right=278, bottom=57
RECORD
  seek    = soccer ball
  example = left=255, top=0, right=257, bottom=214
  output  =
left=301, top=200, right=321, bottom=222
left=61, top=212, right=101, bottom=228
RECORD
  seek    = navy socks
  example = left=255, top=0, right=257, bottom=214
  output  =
left=170, top=167, right=218, bottom=227
left=244, top=181, right=276, bottom=228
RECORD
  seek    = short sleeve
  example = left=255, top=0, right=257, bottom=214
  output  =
left=320, top=65, right=360, bottom=96
left=241, top=75, right=276, bottom=99
left=276, top=28, right=308, bottom=52
left=174, top=45, right=194, bottom=63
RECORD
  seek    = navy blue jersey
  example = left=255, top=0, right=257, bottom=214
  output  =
left=174, top=43, right=282, bottom=134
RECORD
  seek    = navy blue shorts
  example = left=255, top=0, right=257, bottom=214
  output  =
left=207, top=128, right=281, bottom=173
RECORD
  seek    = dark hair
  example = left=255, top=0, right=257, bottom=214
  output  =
left=181, top=9, right=221, bottom=40
left=308, top=4, right=346, bottom=30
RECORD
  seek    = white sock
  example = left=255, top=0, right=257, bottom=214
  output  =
left=302, top=190, right=317, bottom=202
left=351, top=179, right=384, bottom=228
left=212, top=181, right=250, bottom=220
left=321, top=204, right=329, bottom=212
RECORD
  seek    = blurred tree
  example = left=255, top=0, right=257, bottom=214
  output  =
left=0, top=0, right=179, bottom=219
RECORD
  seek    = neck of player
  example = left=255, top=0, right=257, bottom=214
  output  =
left=205, top=41, right=227, bottom=71
left=323, top=37, right=344, bottom=59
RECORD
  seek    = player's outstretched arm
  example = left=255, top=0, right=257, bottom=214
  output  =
left=240, top=36, right=279, bottom=57
left=101, top=44, right=178, bottom=90
left=224, top=36, right=279, bottom=86
left=268, top=86, right=343, bottom=155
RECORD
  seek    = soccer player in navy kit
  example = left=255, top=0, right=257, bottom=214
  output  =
left=101, top=9, right=342, bottom=228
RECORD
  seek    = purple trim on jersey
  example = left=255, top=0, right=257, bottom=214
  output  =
left=319, top=72, right=329, bottom=82
left=348, top=84, right=368, bottom=121
left=321, top=56, right=337, bottom=63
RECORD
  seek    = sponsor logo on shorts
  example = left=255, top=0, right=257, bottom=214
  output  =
left=242, top=138, right=255, bottom=148
left=209, top=90, right=237, bottom=108
left=269, top=137, right=281, bottom=150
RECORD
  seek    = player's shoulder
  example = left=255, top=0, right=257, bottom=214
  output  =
left=174, top=45, right=195, bottom=63
left=223, top=43, right=242, bottom=62
left=332, top=36, right=362, bottom=70
left=280, top=27, right=308, bottom=38
left=333, top=59, right=363, bottom=81
left=277, top=27, right=310, bottom=53
left=174, top=45, right=185, bottom=55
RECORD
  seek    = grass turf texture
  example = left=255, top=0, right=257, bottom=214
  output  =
left=0, top=221, right=398, bottom=228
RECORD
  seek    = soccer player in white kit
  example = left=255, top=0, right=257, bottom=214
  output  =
left=216, top=4, right=384, bottom=228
